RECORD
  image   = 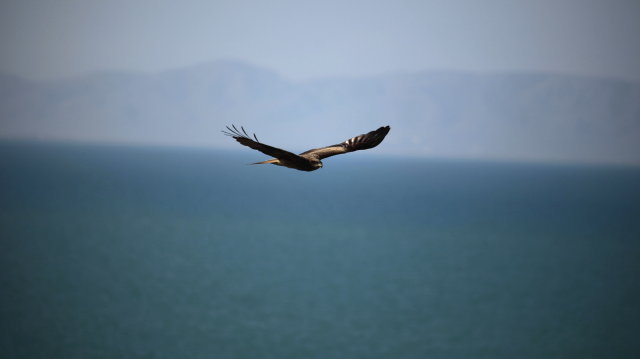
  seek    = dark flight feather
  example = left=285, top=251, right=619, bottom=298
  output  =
left=223, top=125, right=304, bottom=163
left=300, top=126, right=391, bottom=159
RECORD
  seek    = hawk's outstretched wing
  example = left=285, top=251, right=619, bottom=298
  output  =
left=222, top=125, right=309, bottom=165
left=300, top=126, right=391, bottom=159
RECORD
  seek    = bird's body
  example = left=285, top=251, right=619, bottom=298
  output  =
left=223, top=125, right=391, bottom=171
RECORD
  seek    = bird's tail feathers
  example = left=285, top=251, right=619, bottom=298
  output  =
left=251, top=159, right=279, bottom=165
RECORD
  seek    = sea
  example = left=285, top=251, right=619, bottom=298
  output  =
left=1, top=141, right=639, bottom=358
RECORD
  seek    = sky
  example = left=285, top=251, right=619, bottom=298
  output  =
left=1, top=0, right=640, bottom=82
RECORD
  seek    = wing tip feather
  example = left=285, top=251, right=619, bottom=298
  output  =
left=222, top=124, right=260, bottom=143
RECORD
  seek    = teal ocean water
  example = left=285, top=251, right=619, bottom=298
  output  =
left=1, top=142, right=639, bottom=358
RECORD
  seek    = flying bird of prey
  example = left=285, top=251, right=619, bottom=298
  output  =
left=223, top=125, right=391, bottom=171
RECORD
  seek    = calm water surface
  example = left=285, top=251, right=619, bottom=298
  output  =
left=1, top=142, right=639, bottom=358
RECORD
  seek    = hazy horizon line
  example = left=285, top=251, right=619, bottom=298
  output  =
left=3, top=136, right=638, bottom=170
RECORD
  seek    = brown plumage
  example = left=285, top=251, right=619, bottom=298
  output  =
left=222, top=125, right=391, bottom=171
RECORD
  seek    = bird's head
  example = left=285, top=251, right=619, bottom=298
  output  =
left=313, top=160, right=323, bottom=170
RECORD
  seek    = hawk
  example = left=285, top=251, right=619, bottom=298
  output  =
left=223, top=125, right=391, bottom=171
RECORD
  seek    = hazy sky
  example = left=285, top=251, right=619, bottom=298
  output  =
left=1, top=0, right=639, bottom=81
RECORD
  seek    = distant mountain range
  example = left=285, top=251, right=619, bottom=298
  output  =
left=1, top=60, right=639, bottom=164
